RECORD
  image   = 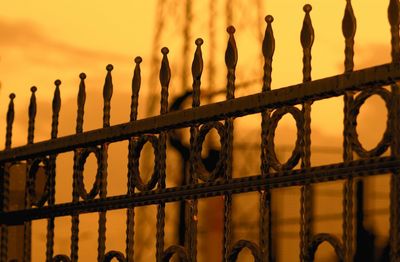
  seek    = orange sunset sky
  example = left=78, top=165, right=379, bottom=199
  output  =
left=0, top=0, right=392, bottom=144
left=0, top=1, right=396, bottom=261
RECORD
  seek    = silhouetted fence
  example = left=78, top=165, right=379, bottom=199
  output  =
left=1, top=1, right=400, bottom=261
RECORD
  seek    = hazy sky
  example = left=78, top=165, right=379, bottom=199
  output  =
left=0, top=1, right=392, bottom=145
left=0, top=1, right=395, bottom=261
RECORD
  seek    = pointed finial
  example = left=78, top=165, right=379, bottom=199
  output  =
left=103, top=64, right=113, bottom=127
left=160, top=47, right=170, bottom=114
left=76, top=73, right=86, bottom=134
left=28, top=86, right=37, bottom=144
left=51, top=80, right=61, bottom=139
left=5, top=93, right=15, bottom=149
left=301, top=4, right=314, bottom=82
left=131, top=56, right=142, bottom=121
left=301, top=5, right=314, bottom=50
left=389, top=0, right=400, bottom=62
left=262, top=15, right=275, bottom=92
left=192, top=38, right=204, bottom=108
left=225, top=26, right=238, bottom=100
left=342, top=1, right=356, bottom=40
left=225, top=26, right=238, bottom=70
left=343, top=0, right=356, bottom=72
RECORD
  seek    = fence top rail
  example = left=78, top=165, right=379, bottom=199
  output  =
left=0, top=62, right=399, bottom=163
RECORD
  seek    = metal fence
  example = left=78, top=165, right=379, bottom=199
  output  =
left=2, top=1, right=400, bottom=261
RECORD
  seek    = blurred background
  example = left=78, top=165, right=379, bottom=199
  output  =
left=0, top=0, right=394, bottom=261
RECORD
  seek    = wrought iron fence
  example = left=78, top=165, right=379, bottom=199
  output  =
left=1, top=1, right=400, bottom=261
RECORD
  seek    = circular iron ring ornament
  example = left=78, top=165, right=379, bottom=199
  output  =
left=131, top=135, right=160, bottom=191
left=348, top=87, right=392, bottom=158
left=28, top=157, right=50, bottom=207
left=162, top=245, right=189, bottom=262
left=104, top=250, right=126, bottom=262
left=228, top=240, right=262, bottom=262
left=75, top=147, right=103, bottom=200
left=194, top=121, right=226, bottom=182
left=267, top=106, right=304, bottom=171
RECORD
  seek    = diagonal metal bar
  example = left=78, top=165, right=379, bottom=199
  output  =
left=0, top=63, right=400, bottom=163
left=1, top=156, right=398, bottom=225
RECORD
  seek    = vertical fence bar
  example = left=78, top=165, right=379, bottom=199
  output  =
left=70, top=73, right=86, bottom=262
left=24, top=86, right=37, bottom=262
left=342, top=1, right=356, bottom=261
left=260, top=15, right=275, bottom=262
left=223, top=25, right=237, bottom=262
left=389, top=0, right=400, bottom=260
left=187, top=38, right=203, bottom=262
left=0, top=93, right=15, bottom=262
left=46, top=80, right=61, bottom=261
left=126, top=57, right=142, bottom=262
left=156, top=47, right=170, bottom=262
left=299, top=5, right=314, bottom=262
left=98, top=65, right=113, bottom=262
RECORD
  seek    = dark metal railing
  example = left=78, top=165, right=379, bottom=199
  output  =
left=1, top=1, right=400, bottom=261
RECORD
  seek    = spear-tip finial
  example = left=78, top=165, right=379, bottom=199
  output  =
left=301, top=4, right=314, bottom=50
left=225, top=25, right=238, bottom=70
left=161, top=47, right=169, bottom=55
left=304, top=4, right=312, bottom=13
left=195, top=38, right=204, bottom=46
left=135, top=56, right=143, bottom=64
left=79, top=73, right=86, bottom=80
left=106, top=64, right=114, bottom=72
left=265, top=15, right=274, bottom=24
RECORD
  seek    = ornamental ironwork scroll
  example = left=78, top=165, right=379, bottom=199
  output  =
left=1, top=1, right=400, bottom=262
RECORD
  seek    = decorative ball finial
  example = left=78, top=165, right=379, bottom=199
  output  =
left=106, top=64, right=114, bottom=71
left=303, top=4, right=312, bottom=13
left=265, top=15, right=274, bottom=23
left=9, top=93, right=15, bottom=99
left=79, top=73, right=86, bottom=79
left=54, top=79, right=61, bottom=86
left=134, top=56, right=142, bottom=64
left=195, top=38, right=204, bottom=46
left=161, top=47, right=169, bottom=55
left=227, top=26, right=236, bottom=34
left=31, top=86, right=37, bottom=93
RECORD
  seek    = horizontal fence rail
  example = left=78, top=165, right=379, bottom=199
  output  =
left=0, top=62, right=399, bottom=163
left=1, top=1, right=400, bottom=261
left=1, top=156, right=399, bottom=226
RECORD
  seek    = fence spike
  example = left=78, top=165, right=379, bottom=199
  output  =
left=51, top=80, right=61, bottom=139
left=342, top=2, right=356, bottom=260
left=130, top=57, right=142, bottom=122
left=342, top=0, right=356, bottom=72
left=103, top=64, right=114, bottom=127
left=160, top=47, right=170, bottom=115
left=28, top=86, right=37, bottom=144
left=192, top=38, right=204, bottom=108
left=389, top=0, right=400, bottom=62
left=225, top=26, right=237, bottom=100
left=5, top=93, right=15, bottom=149
left=76, top=73, right=86, bottom=134
left=262, top=15, right=275, bottom=92
left=301, top=4, right=314, bottom=82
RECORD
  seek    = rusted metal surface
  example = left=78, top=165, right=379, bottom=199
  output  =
left=1, top=2, right=400, bottom=261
